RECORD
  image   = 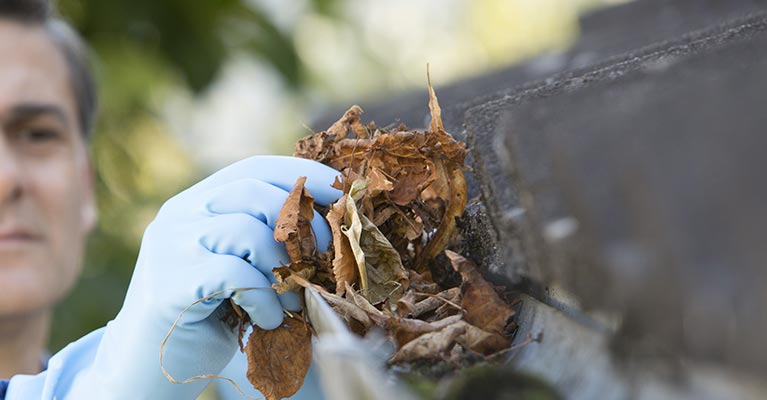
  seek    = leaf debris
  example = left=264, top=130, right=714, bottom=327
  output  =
left=245, top=315, right=312, bottom=400
left=290, top=74, right=519, bottom=363
left=230, top=71, right=521, bottom=396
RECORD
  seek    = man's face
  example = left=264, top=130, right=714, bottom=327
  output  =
left=0, top=19, right=95, bottom=318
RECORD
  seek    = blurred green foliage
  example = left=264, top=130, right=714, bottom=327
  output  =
left=59, top=0, right=312, bottom=90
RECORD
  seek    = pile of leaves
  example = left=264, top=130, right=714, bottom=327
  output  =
left=232, top=78, right=518, bottom=400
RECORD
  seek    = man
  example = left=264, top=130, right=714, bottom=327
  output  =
left=0, top=0, right=96, bottom=380
left=0, top=1, right=336, bottom=398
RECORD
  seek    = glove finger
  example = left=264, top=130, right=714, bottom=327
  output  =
left=178, top=254, right=284, bottom=330
left=199, top=213, right=288, bottom=274
left=218, top=260, right=286, bottom=330
left=176, top=156, right=343, bottom=206
left=204, top=178, right=334, bottom=254
left=232, top=288, right=289, bottom=330
left=203, top=178, right=289, bottom=228
left=199, top=213, right=301, bottom=311
left=312, top=210, right=332, bottom=253
left=276, top=291, right=302, bottom=313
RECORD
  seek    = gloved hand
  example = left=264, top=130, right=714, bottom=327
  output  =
left=7, top=156, right=340, bottom=400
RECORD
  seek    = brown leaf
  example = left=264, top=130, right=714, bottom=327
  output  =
left=319, top=291, right=373, bottom=329
left=278, top=267, right=326, bottom=293
left=327, top=105, right=364, bottom=138
left=387, top=314, right=463, bottom=348
left=337, top=179, right=409, bottom=304
left=408, top=270, right=441, bottom=294
left=384, top=157, right=434, bottom=206
left=272, top=262, right=316, bottom=295
left=294, top=131, right=333, bottom=163
left=341, top=189, right=367, bottom=293
left=427, top=65, right=444, bottom=133
left=413, top=157, right=466, bottom=271
left=344, top=282, right=388, bottom=326
left=420, top=159, right=450, bottom=218
left=328, top=138, right=372, bottom=172
left=245, top=316, right=312, bottom=400
left=367, top=167, right=394, bottom=194
left=389, top=320, right=466, bottom=364
left=274, top=176, right=316, bottom=263
left=358, top=213, right=409, bottom=304
left=396, top=290, right=418, bottom=317
left=446, top=250, right=514, bottom=336
left=387, top=317, right=437, bottom=348
left=325, top=195, right=357, bottom=296
left=457, top=323, right=512, bottom=356
left=370, top=205, right=394, bottom=226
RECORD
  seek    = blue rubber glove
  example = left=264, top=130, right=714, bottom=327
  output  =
left=6, top=156, right=341, bottom=400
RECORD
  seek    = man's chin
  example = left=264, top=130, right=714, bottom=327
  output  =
left=0, top=280, right=58, bottom=319
left=0, top=258, right=53, bottom=308
left=0, top=248, right=44, bottom=275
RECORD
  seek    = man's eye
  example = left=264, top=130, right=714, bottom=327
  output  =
left=22, top=128, right=61, bottom=142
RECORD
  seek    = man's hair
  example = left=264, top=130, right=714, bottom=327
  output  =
left=0, top=0, right=49, bottom=22
left=0, top=0, right=96, bottom=138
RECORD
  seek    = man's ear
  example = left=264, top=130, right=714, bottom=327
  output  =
left=80, top=158, right=98, bottom=233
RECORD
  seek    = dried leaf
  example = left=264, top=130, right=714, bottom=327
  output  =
left=387, top=317, right=438, bottom=348
left=344, top=282, right=388, bottom=325
left=420, top=159, right=450, bottom=218
left=328, top=138, right=372, bottom=172
left=348, top=177, right=368, bottom=201
left=427, top=65, right=444, bottom=133
left=281, top=267, right=326, bottom=293
left=341, top=190, right=367, bottom=293
left=326, top=195, right=357, bottom=296
left=338, top=179, right=409, bottom=304
left=446, top=250, right=514, bottom=336
left=389, top=320, right=466, bottom=364
left=413, top=157, right=466, bottom=271
left=358, top=214, right=408, bottom=304
left=294, top=131, right=333, bottom=163
left=319, top=291, right=373, bottom=329
left=408, top=270, right=441, bottom=294
left=387, top=314, right=463, bottom=348
left=367, top=167, right=394, bottom=194
left=457, top=323, right=512, bottom=356
left=245, top=316, right=312, bottom=400
left=383, top=156, right=434, bottom=206
left=327, top=105, right=363, bottom=138
left=274, top=176, right=316, bottom=263
left=396, top=290, right=418, bottom=317
left=272, top=262, right=316, bottom=294
left=430, top=313, right=464, bottom=330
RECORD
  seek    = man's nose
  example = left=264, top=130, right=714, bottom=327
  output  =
left=0, top=136, right=22, bottom=204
